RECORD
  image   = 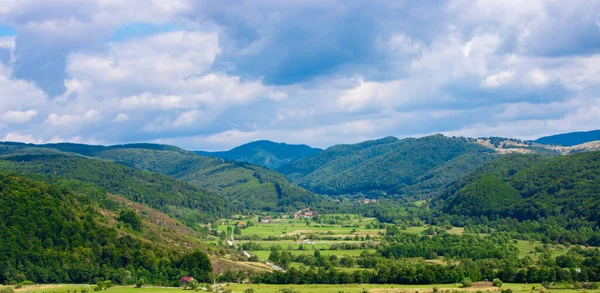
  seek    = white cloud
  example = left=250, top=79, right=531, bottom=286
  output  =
left=482, top=69, right=515, bottom=87
left=528, top=68, right=549, bottom=85
left=120, top=93, right=183, bottom=110
left=45, top=113, right=79, bottom=126
left=1, top=109, right=38, bottom=124
left=1, top=132, right=44, bottom=144
left=173, top=109, right=201, bottom=127
left=113, top=113, right=129, bottom=122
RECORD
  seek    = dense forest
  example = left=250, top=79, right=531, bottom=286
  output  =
left=0, top=172, right=212, bottom=285
left=278, top=135, right=494, bottom=197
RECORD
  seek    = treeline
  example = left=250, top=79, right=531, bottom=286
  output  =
left=0, top=172, right=212, bottom=285
left=250, top=259, right=600, bottom=285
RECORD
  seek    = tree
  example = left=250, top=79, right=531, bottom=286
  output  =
left=493, top=278, right=503, bottom=287
left=234, top=226, right=242, bottom=235
left=135, top=278, right=145, bottom=288
left=179, top=250, right=213, bottom=282
left=118, top=209, right=143, bottom=231
left=462, top=277, right=473, bottom=288
left=187, top=279, right=199, bottom=290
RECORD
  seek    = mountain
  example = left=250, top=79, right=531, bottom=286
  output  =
left=1, top=142, right=319, bottom=212
left=0, top=171, right=213, bottom=285
left=195, top=140, right=322, bottom=169
left=440, top=151, right=600, bottom=223
left=0, top=144, right=230, bottom=223
left=534, top=129, right=600, bottom=146
left=277, top=135, right=494, bottom=197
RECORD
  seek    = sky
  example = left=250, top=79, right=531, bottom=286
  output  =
left=0, top=1, right=599, bottom=151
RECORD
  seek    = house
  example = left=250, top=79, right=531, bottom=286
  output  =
left=180, top=276, right=194, bottom=286
left=294, top=208, right=317, bottom=219
left=237, top=221, right=246, bottom=228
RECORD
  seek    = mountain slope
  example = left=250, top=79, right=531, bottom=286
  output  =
left=441, top=152, right=600, bottom=223
left=534, top=129, right=600, bottom=146
left=278, top=135, right=494, bottom=197
left=94, top=146, right=319, bottom=212
left=196, top=140, right=322, bottom=169
left=0, top=171, right=213, bottom=284
left=2, top=142, right=319, bottom=212
left=0, top=144, right=230, bottom=223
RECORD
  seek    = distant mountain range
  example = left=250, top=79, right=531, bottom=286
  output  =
left=534, top=129, right=600, bottom=146
left=196, top=140, right=322, bottom=169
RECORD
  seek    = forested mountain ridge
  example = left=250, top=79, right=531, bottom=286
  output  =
left=0, top=144, right=230, bottom=223
left=0, top=171, right=213, bottom=285
left=278, top=135, right=494, bottom=197
left=441, top=151, right=600, bottom=223
left=534, top=129, right=600, bottom=146
left=0, top=142, right=319, bottom=212
left=196, top=140, right=322, bottom=169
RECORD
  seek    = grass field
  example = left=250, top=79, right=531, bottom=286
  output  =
left=513, top=240, right=569, bottom=260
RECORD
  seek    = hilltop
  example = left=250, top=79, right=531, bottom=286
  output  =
left=196, top=140, right=322, bottom=169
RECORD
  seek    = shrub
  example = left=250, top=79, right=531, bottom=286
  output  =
left=187, top=280, right=199, bottom=290
left=493, top=278, right=503, bottom=288
left=0, top=288, right=15, bottom=293
left=501, top=289, right=513, bottom=293
left=15, top=284, right=23, bottom=289
left=462, top=277, right=473, bottom=288
left=433, top=287, right=439, bottom=293
left=136, top=278, right=145, bottom=288
left=244, top=289, right=255, bottom=293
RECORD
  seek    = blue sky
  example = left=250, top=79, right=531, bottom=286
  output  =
left=0, top=0, right=599, bottom=150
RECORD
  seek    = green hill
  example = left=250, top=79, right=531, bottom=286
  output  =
left=441, top=152, right=600, bottom=223
left=278, top=135, right=494, bottom=197
left=0, top=144, right=230, bottom=223
left=196, top=140, right=322, bottom=169
left=0, top=171, right=213, bottom=285
left=1, top=142, right=319, bottom=212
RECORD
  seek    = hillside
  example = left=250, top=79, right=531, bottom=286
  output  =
left=0, top=144, right=230, bottom=223
left=278, top=135, right=494, bottom=197
left=534, top=129, right=600, bottom=146
left=0, top=171, right=213, bottom=285
left=196, top=140, right=322, bottom=169
left=441, top=152, right=600, bottom=223
left=1, top=142, right=319, bottom=212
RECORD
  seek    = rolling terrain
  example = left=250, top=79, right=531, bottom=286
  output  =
left=0, top=142, right=319, bottom=212
left=196, top=140, right=322, bottom=169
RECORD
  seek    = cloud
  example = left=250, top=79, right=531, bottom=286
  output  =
left=113, top=113, right=129, bottom=122
left=2, top=109, right=38, bottom=124
left=483, top=69, right=515, bottom=87
left=1, top=1, right=600, bottom=150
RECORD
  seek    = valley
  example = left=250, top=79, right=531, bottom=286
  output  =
left=2, top=132, right=600, bottom=292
